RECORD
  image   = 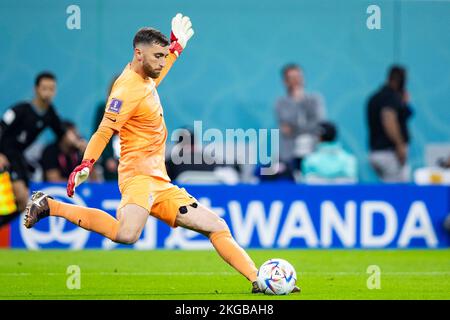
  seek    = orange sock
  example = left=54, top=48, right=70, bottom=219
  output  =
left=209, top=230, right=258, bottom=282
left=48, top=198, right=119, bottom=241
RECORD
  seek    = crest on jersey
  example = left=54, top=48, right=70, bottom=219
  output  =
left=108, top=98, right=123, bottom=113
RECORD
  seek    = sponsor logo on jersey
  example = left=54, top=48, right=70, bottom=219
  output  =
left=105, top=116, right=117, bottom=122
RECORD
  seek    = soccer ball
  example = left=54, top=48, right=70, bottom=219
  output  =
left=257, top=258, right=297, bottom=295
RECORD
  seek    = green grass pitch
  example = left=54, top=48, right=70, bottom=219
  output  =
left=0, top=249, right=448, bottom=299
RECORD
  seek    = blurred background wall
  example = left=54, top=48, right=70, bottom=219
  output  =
left=0, top=0, right=449, bottom=182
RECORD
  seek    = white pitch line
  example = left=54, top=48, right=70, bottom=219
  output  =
left=0, top=271, right=236, bottom=276
left=301, top=271, right=450, bottom=276
left=1, top=271, right=449, bottom=276
left=98, top=271, right=236, bottom=276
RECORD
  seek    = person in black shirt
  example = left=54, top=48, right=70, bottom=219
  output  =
left=367, top=65, right=413, bottom=182
left=41, top=121, right=87, bottom=182
left=0, top=72, right=77, bottom=226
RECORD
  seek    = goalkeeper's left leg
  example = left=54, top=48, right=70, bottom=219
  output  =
left=174, top=202, right=258, bottom=282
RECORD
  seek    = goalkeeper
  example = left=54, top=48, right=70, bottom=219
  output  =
left=23, top=13, right=299, bottom=293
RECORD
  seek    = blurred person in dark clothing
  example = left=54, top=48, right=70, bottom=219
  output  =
left=367, top=65, right=413, bottom=182
left=437, top=155, right=450, bottom=169
left=444, top=213, right=450, bottom=234
left=0, top=72, right=77, bottom=226
left=41, top=121, right=87, bottom=182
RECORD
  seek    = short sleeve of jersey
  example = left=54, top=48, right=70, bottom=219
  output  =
left=100, top=84, right=144, bottom=132
left=1, top=103, right=26, bottom=126
left=381, top=91, right=402, bottom=113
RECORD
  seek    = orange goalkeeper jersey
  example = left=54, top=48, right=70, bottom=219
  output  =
left=99, top=60, right=175, bottom=187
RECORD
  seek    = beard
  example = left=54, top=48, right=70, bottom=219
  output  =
left=39, top=96, right=52, bottom=105
left=143, top=60, right=161, bottom=79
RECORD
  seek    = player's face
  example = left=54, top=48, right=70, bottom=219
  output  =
left=35, top=78, right=56, bottom=104
left=139, top=43, right=169, bottom=79
left=284, top=68, right=304, bottom=90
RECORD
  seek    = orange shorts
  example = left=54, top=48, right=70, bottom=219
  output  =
left=117, top=175, right=197, bottom=227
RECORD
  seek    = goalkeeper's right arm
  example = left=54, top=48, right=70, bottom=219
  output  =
left=83, top=125, right=114, bottom=162
left=66, top=125, right=114, bottom=197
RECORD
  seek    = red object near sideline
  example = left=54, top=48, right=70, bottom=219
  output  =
left=0, top=224, right=10, bottom=248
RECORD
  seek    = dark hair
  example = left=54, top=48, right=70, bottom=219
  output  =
left=35, top=71, right=56, bottom=87
left=62, top=120, right=76, bottom=131
left=281, top=63, right=301, bottom=78
left=317, top=121, right=337, bottom=142
left=133, top=27, right=169, bottom=48
left=57, top=120, right=77, bottom=142
left=388, top=65, right=407, bottom=90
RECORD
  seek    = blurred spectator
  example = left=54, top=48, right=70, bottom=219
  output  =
left=256, top=162, right=295, bottom=182
left=41, top=121, right=87, bottom=182
left=93, top=76, right=120, bottom=181
left=302, top=122, right=357, bottom=184
left=444, top=214, right=450, bottom=234
left=275, top=63, right=326, bottom=179
left=166, top=128, right=219, bottom=181
left=443, top=157, right=450, bottom=230
left=414, top=153, right=450, bottom=185
left=367, top=65, right=413, bottom=182
left=0, top=72, right=74, bottom=226
left=437, top=155, right=450, bottom=169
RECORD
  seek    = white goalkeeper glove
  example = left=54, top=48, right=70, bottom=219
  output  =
left=169, top=13, right=195, bottom=57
